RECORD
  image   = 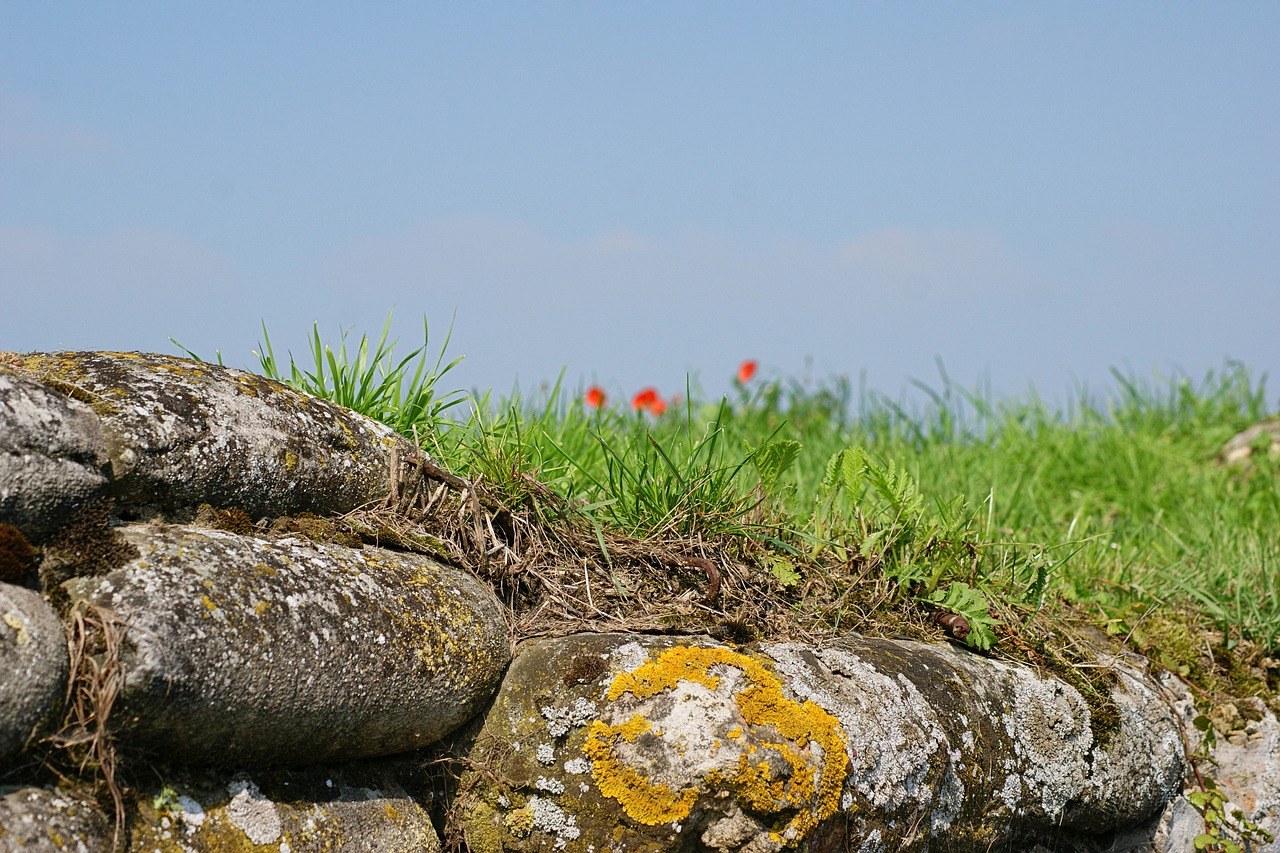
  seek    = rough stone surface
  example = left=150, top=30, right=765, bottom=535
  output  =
left=1195, top=697, right=1280, bottom=851
left=10, top=351, right=418, bottom=519
left=454, top=632, right=1185, bottom=852
left=64, top=523, right=510, bottom=767
left=0, top=786, right=112, bottom=852
left=0, top=583, right=69, bottom=764
left=1108, top=794, right=1204, bottom=853
left=1107, top=670, right=1280, bottom=852
left=769, top=636, right=1184, bottom=838
left=127, top=762, right=441, bottom=852
left=1222, top=417, right=1280, bottom=463
left=0, top=369, right=110, bottom=544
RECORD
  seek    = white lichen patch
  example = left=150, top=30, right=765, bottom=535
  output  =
left=600, top=665, right=748, bottom=785
left=225, top=778, right=282, bottom=845
left=536, top=743, right=556, bottom=765
left=856, top=828, right=883, bottom=853
left=1000, top=774, right=1022, bottom=811
left=176, top=795, right=205, bottom=832
left=767, top=642, right=960, bottom=826
left=1078, top=664, right=1188, bottom=815
left=563, top=757, right=591, bottom=775
left=541, top=696, right=598, bottom=738
left=995, top=658, right=1092, bottom=818
left=535, top=776, right=566, bottom=795
left=610, top=642, right=649, bottom=673
left=527, top=795, right=581, bottom=848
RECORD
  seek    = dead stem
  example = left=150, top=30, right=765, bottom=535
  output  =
left=49, top=602, right=129, bottom=850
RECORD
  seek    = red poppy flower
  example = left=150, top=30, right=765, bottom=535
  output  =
left=737, top=360, right=758, bottom=384
left=631, top=388, right=658, bottom=410
left=584, top=385, right=606, bottom=408
left=630, top=387, right=666, bottom=415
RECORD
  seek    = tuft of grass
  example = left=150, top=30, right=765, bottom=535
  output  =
left=253, top=310, right=467, bottom=443
left=173, top=310, right=466, bottom=444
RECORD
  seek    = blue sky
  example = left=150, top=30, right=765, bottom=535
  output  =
left=2, top=4, right=1277, bottom=408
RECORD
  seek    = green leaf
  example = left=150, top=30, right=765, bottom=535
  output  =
left=821, top=449, right=843, bottom=493
left=766, top=555, right=801, bottom=587
left=749, top=439, right=802, bottom=492
left=859, top=527, right=892, bottom=559
left=925, top=581, right=999, bottom=651
left=840, top=447, right=868, bottom=496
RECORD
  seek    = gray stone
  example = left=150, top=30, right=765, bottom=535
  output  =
left=9, top=351, right=420, bottom=519
left=1111, top=682, right=1280, bottom=853
left=65, top=524, right=510, bottom=768
left=454, top=632, right=1185, bottom=852
left=128, top=762, right=441, bottom=852
left=0, top=583, right=69, bottom=764
left=1107, top=794, right=1204, bottom=852
left=1195, top=697, right=1280, bottom=851
left=0, top=786, right=112, bottom=852
left=1222, top=417, right=1280, bottom=463
left=0, top=369, right=110, bottom=545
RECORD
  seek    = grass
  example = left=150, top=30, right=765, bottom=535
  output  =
left=178, top=317, right=1280, bottom=698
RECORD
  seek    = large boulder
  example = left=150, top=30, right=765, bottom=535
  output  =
left=0, top=583, right=69, bottom=765
left=453, top=632, right=1185, bottom=852
left=9, top=351, right=419, bottom=519
left=0, top=369, right=111, bottom=545
left=63, top=524, right=510, bottom=767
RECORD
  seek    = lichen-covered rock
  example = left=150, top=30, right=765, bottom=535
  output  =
left=1192, top=698, right=1280, bottom=851
left=0, top=786, right=112, bottom=852
left=64, top=524, right=510, bottom=767
left=453, top=632, right=1185, bottom=852
left=0, top=368, right=110, bottom=544
left=127, top=762, right=441, bottom=852
left=0, top=583, right=69, bottom=764
left=1222, top=417, right=1280, bottom=464
left=10, top=351, right=418, bottom=519
left=768, top=636, right=1183, bottom=845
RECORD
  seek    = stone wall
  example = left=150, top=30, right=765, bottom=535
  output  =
left=1, top=351, right=1273, bottom=852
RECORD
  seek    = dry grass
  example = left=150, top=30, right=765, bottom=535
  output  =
left=47, top=602, right=129, bottom=850
left=333, top=445, right=958, bottom=651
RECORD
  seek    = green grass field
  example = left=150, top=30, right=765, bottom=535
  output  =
left=179, top=315, right=1280, bottom=698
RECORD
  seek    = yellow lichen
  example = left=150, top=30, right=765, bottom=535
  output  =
left=582, top=723, right=701, bottom=826
left=3, top=611, right=31, bottom=645
left=586, top=645, right=850, bottom=844
left=614, top=714, right=652, bottom=742
left=504, top=805, right=535, bottom=837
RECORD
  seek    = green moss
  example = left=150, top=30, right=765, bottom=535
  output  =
left=1119, top=605, right=1277, bottom=712
left=0, top=523, right=38, bottom=583
left=193, top=504, right=259, bottom=536
left=265, top=513, right=363, bottom=548
left=39, top=498, right=139, bottom=601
